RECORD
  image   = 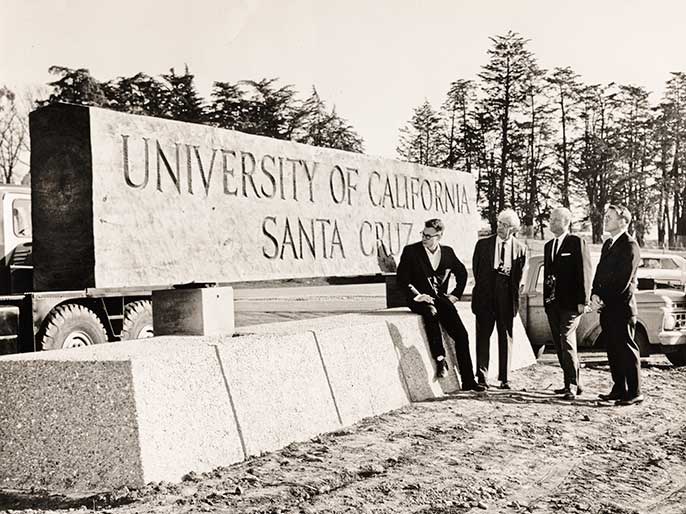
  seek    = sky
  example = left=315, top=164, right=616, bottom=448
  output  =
left=2, top=0, right=686, bottom=159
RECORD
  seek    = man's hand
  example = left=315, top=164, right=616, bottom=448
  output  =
left=414, top=293, right=434, bottom=304
left=446, top=294, right=459, bottom=304
left=588, top=294, right=604, bottom=312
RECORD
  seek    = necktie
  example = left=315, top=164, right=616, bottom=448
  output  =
left=602, top=238, right=611, bottom=256
left=499, top=241, right=505, bottom=267
left=552, top=238, right=558, bottom=261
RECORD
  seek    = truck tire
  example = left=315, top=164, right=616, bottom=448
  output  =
left=636, top=326, right=651, bottom=358
left=40, top=304, right=107, bottom=350
left=121, top=300, right=154, bottom=340
left=665, top=347, right=686, bottom=366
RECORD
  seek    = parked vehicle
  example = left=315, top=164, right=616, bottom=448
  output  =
left=519, top=253, right=686, bottom=366
left=0, top=185, right=154, bottom=355
left=637, top=252, right=686, bottom=286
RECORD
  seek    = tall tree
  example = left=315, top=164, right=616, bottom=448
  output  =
left=653, top=100, right=678, bottom=246
left=478, top=31, right=536, bottom=216
left=105, top=72, right=168, bottom=116
left=397, top=100, right=444, bottom=166
left=442, top=79, right=476, bottom=171
left=297, top=87, right=364, bottom=152
left=235, top=78, right=305, bottom=140
left=574, top=83, right=621, bottom=243
left=41, top=66, right=108, bottom=107
left=520, top=63, right=555, bottom=238
left=0, top=86, right=29, bottom=183
left=613, top=85, right=656, bottom=245
left=159, top=66, right=205, bottom=123
left=547, top=66, right=583, bottom=207
left=662, top=73, right=686, bottom=246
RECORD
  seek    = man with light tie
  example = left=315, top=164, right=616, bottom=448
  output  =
left=471, top=209, right=527, bottom=389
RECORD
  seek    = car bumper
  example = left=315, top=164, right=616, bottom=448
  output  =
left=658, top=330, right=686, bottom=348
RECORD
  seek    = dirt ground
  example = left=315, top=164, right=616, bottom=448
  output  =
left=1, top=351, right=685, bottom=514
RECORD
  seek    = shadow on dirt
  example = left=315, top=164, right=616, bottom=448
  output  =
left=0, top=490, right=134, bottom=511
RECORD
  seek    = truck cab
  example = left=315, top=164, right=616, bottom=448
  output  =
left=0, top=185, right=155, bottom=355
left=0, top=185, right=32, bottom=353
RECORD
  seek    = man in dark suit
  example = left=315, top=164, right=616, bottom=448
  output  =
left=397, top=218, right=484, bottom=391
left=471, top=209, right=527, bottom=389
left=590, top=204, right=643, bottom=406
left=544, top=207, right=593, bottom=400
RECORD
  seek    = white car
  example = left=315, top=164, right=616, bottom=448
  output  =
left=637, top=253, right=686, bottom=285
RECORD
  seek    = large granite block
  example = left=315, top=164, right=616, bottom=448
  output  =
left=239, top=312, right=463, bottom=402
left=30, top=104, right=479, bottom=291
left=240, top=318, right=410, bottom=425
left=0, top=339, right=244, bottom=491
left=215, top=333, right=341, bottom=456
left=0, top=360, right=142, bottom=491
left=0, top=309, right=534, bottom=493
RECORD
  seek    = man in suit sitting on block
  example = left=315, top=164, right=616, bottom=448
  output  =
left=397, top=218, right=484, bottom=391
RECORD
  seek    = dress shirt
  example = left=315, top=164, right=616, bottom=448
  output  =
left=607, top=229, right=627, bottom=248
left=424, top=245, right=442, bottom=271
left=552, top=232, right=568, bottom=261
left=493, top=236, right=512, bottom=269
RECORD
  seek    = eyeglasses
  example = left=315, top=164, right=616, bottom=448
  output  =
left=421, top=231, right=440, bottom=239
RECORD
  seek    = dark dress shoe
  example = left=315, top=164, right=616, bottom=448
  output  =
left=498, top=382, right=511, bottom=390
left=615, top=394, right=644, bottom=406
left=598, top=391, right=624, bottom=401
left=562, top=391, right=576, bottom=400
left=463, top=382, right=486, bottom=392
left=477, top=381, right=490, bottom=389
left=554, top=387, right=568, bottom=394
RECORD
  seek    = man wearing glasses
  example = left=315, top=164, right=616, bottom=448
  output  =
left=589, top=204, right=643, bottom=405
left=397, top=218, right=484, bottom=391
left=471, top=209, right=527, bottom=389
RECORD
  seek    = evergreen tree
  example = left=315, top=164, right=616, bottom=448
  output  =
left=397, top=100, right=444, bottom=166
left=478, top=31, right=536, bottom=215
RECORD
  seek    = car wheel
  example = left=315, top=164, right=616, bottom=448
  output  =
left=665, top=347, right=686, bottom=366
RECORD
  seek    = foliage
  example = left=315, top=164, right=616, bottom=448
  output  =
left=42, top=68, right=364, bottom=153
left=397, top=100, right=444, bottom=166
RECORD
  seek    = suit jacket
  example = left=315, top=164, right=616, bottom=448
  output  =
left=397, top=242, right=468, bottom=303
left=471, top=235, right=527, bottom=316
left=591, top=232, right=641, bottom=318
left=543, top=234, right=593, bottom=311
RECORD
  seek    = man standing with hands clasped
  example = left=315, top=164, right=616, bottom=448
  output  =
left=589, top=205, right=643, bottom=406
left=544, top=207, right=593, bottom=400
left=471, top=209, right=527, bottom=390
left=397, top=218, right=484, bottom=391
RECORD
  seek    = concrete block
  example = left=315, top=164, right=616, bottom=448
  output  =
left=0, top=308, right=533, bottom=493
left=312, top=321, right=410, bottom=424
left=248, top=318, right=411, bottom=425
left=214, top=333, right=341, bottom=456
left=0, top=339, right=244, bottom=491
left=239, top=312, right=462, bottom=402
left=30, top=104, right=479, bottom=290
left=152, top=286, right=234, bottom=336
left=0, top=359, right=142, bottom=491
left=380, top=311, right=461, bottom=401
